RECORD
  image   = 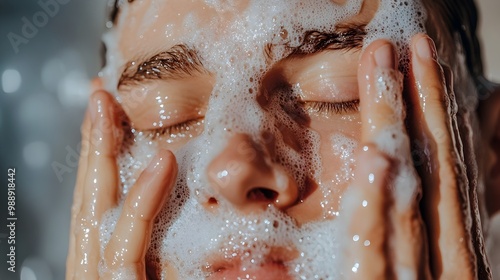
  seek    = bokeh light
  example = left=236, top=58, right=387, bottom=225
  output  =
left=20, top=257, right=53, bottom=280
left=2, top=68, right=22, bottom=94
left=23, top=141, right=51, bottom=169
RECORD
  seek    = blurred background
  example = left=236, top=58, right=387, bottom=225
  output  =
left=0, top=0, right=109, bottom=279
left=0, top=0, right=498, bottom=279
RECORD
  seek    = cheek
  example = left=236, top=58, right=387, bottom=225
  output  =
left=314, top=114, right=361, bottom=216
left=155, top=121, right=206, bottom=151
left=286, top=113, right=361, bottom=223
left=318, top=127, right=359, bottom=184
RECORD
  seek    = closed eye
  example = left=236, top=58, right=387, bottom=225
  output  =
left=137, top=100, right=358, bottom=139
left=141, top=117, right=205, bottom=140
left=301, top=99, right=360, bottom=114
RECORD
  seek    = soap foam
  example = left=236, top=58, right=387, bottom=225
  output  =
left=98, top=0, right=428, bottom=279
left=372, top=68, right=420, bottom=210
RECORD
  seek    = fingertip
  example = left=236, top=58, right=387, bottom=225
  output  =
left=410, top=33, right=427, bottom=47
left=90, top=90, right=116, bottom=110
left=88, top=90, right=122, bottom=157
left=145, top=149, right=178, bottom=179
left=359, top=40, right=404, bottom=144
left=136, top=149, right=178, bottom=207
left=411, top=33, right=441, bottom=84
left=410, top=34, right=448, bottom=121
left=359, top=39, right=395, bottom=68
left=90, top=77, right=104, bottom=92
left=122, top=150, right=177, bottom=227
left=162, top=150, right=178, bottom=192
left=412, top=33, right=437, bottom=61
left=358, top=40, right=393, bottom=101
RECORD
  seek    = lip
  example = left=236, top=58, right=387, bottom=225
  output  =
left=207, top=261, right=290, bottom=280
left=205, top=246, right=297, bottom=280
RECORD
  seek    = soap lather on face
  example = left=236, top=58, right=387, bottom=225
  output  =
left=96, top=0, right=476, bottom=279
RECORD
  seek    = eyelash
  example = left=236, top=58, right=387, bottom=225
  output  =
left=140, top=100, right=359, bottom=139
left=302, top=99, right=360, bottom=114
left=143, top=118, right=204, bottom=139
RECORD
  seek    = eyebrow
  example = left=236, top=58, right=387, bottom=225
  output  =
left=286, top=23, right=366, bottom=58
left=118, top=23, right=366, bottom=89
left=118, top=44, right=209, bottom=88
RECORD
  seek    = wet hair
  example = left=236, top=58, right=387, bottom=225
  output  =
left=421, top=0, right=484, bottom=84
left=110, top=0, right=134, bottom=23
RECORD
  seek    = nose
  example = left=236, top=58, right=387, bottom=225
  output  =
left=207, top=134, right=298, bottom=212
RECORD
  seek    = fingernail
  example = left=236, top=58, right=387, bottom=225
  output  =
left=374, top=43, right=395, bottom=69
left=416, top=36, right=437, bottom=60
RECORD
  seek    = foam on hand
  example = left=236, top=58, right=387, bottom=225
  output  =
left=98, top=0, right=428, bottom=279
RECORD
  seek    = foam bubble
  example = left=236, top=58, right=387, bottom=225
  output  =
left=364, top=0, right=426, bottom=73
left=372, top=68, right=420, bottom=210
left=98, top=0, right=428, bottom=279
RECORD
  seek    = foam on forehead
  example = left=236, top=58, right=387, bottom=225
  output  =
left=99, top=0, right=427, bottom=279
left=365, top=0, right=427, bottom=72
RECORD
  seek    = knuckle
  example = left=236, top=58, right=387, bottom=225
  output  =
left=422, top=83, right=446, bottom=103
left=81, top=117, right=91, bottom=135
left=79, top=138, right=91, bottom=158
left=71, top=203, right=82, bottom=218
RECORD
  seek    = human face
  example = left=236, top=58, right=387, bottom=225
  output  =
left=113, top=0, right=380, bottom=217
left=106, top=0, right=419, bottom=278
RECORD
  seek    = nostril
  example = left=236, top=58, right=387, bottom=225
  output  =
left=208, top=197, right=218, bottom=205
left=247, top=187, right=279, bottom=202
left=203, top=197, right=219, bottom=212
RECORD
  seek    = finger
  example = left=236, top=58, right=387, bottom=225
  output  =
left=441, top=63, right=490, bottom=278
left=72, top=78, right=105, bottom=216
left=102, top=150, right=177, bottom=277
left=66, top=108, right=91, bottom=279
left=358, top=39, right=401, bottom=144
left=391, top=197, right=431, bottom=280
left=359, top=40, right=428, bottom=278
left=343, top=145, right=390, bottom=279
left=73, top=90, right=122, bottom=278
left=408, top=33, right=475, bottom=278
left=90, top=77, right=104, bottom=91
left=67, top=79, right=106, bottom=278
left=81, top=90, right=122, bottom=214
left=73, top=110, right=92, bottom=218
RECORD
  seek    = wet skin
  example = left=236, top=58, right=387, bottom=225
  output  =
left=66, top=0, right=499, bottom=279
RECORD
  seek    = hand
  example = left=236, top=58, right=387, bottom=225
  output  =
left=342, top=34, right=491, bottom=279
left=407, top=34, right=490, bottom=279
left=65, top=88, right=178, bottom=279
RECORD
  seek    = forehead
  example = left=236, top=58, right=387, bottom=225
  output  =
left=117, top=0, right=218, bottom=61
left=116, top=0, right=379, bottom=63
